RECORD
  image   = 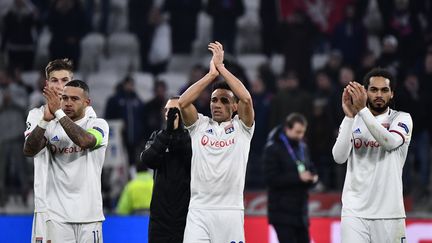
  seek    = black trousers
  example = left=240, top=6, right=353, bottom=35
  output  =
left=273, top=223, right=310, bottom=243
left=148, top=222, right=184, bottom=243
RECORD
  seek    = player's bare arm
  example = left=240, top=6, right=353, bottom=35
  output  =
left=209, top=41, right=254, bottom=127
left=23, top=93, right=56, bottom=156
left=179, top=58, right=219, bottom=126
left=58, top=117, right=97, bottom=149
left=44, top=86, right=96, bottom=149
left=23, top=126, right=48, bottom=157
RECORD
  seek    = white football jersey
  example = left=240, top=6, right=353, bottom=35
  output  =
left=44, top=113, right=108, bottom=223
left=338, top=109, right=412, bottom=218
left=24, top=107, right=97, bottom=213
left=186, top=114, right=254, bottom=210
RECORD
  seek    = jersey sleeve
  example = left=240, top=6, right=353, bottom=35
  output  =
left=234, top=115, right=255, bottom=139
left=87, top=118, right=110, bottom=148
left=185, top=113, right=209, bottom=136
left=24, top=108, right=43, bottom=139
left=388, top=112, right=413, bottom=145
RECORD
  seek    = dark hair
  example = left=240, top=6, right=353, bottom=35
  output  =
left=212, top=81, right=238, bottom=102
left=65, top=80, right=90, bottom=96
left=45, top=58, right=73, bottom=79
left=169, top=95, right=180, bottom=100
left=363, top=67, right=395, bottom=91
left=284, top=113, right=307, bottom=128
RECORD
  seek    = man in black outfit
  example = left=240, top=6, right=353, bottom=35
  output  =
left=263, top=113, right=318, bottom=243
left=140, top=96, right=191, bottom=243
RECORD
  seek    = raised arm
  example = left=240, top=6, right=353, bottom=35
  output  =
left=209, top=41, right=254, bottom=127
left=58, top=114, right=97, bottom=149
left=178, top=60, right=219, bottom=126
left=44, top=86, right=97, bottom=149
left=23, top=106, right=53, bottom=157
left=332, top=87, right=356, bottom=164
left=348, top=82, right=405, bottom=151
left=23, top=125, right=48, bottom=157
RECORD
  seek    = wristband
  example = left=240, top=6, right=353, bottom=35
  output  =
left=38, top=119, right=49, bottom=129
left=54, top=109, right=66, bottom=120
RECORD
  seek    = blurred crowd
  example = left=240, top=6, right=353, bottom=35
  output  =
left=0, top=0, right=432, bottom=213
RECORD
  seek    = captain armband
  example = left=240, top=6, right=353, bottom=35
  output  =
left=87, top=128, right=104, bottom=148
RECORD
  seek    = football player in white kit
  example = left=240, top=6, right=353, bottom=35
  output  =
left=179, top=41, right=255, bottom=243
left=23, top=59, right=74, bottom=243
left=332, top=68, right=412, bottom=243
left=24, top=80, right=108, bottom=243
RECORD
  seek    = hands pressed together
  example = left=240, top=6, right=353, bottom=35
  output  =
left=42, top=86, right=62, bottom=121
left=342, top=81, right=368, bottom=118
left=207, top=41, right=224, bottom=77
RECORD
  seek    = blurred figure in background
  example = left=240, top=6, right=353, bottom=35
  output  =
left=47, top=0, right=90, bottom=68
left=1, top=0, right=39, bottom=71
left=263, top=113, right=318, bottom=243
left=163, top=0, right=202, bottom=54
left=105, top=76, right=145, bottom=166
left=396, top=71, right=430, bottom=200
left=269, top=71, right=312, bottom=129
left=143, top=80, right=167, bottom=139
left=0, top=69, right=28, bottom=207
left=140, top=97, right=191, bottom=243
left=116, top=161, right=153, bottom=215
left=206, top=0, right=245, bottom=54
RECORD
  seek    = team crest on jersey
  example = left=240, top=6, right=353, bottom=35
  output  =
left=353, top=128, right=361, bottom=134
left=398, top=122, right=409, bottom=134
left=26, top=122, right=31, bottom=130
left=51, top=135, right=60, bottom=142
left=205, top=128, right=214, bottom=134
left=224, top=124, right=234, bottom=134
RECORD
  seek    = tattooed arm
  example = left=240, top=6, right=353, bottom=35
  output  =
left=59, top=116, right=96, bottom=149
left=23, top=126, right=48, bottom=157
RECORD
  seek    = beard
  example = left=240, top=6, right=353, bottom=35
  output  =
left=367, top=98, right=390, bottom=114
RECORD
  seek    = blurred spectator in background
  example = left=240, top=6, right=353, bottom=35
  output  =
left=396, top=71, right=430, bottom=199
left=247, top=76, right=272, bottom=189
left=280, top=10, right=318, bottom=88
left=1, top=0, right=39, bottom=71
left=356, top=49, right=377, bottom=80
left=263, top=113, right=318, bottom=243
left=28, top=72, right=46, bottom=110
left=128, top=0, right=160, bottom=72
left=379, top=0, right=423, bottom=70
left=331, top=4, right=366, bottom=67
left=105, top=76, right=145, bottom=166
left=269, top=71, right=312, bottom=129
left=83, top=0, right=110, bottom=35
left=377, top=35, right=400, bottom=77
left=206, top=0, right=245, bottom=54
left=322, top=49, right=343, bottom=85
left=259, top=0, right=280, bottom=57
left=47, top=0, right=90, bottom=68
left=143, top=80, right=167, bottom=139
left=0, top=69, right=28, bottom=207
left=140, top=97, right=191, bottom=243
left=116, top=161, right=153, bottom=215
left=163, top=0, right=202, bottom=54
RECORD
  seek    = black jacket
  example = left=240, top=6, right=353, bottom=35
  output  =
left=140, top=129, right=191, bottom=234
left=263, top=126, right=316, bottom=226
